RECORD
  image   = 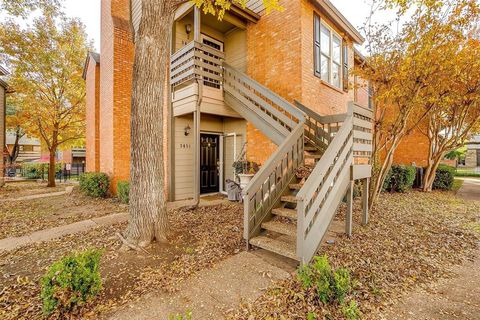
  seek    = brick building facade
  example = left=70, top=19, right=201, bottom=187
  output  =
left=86, top=0, right=382, bottom=199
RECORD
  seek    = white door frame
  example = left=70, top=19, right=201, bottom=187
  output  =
left=200, top=131, right=224, bottom=194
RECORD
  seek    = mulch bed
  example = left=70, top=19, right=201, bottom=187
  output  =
left=0, top=203, right=244, bottom=319
left=0, top=188, right=126, bottom=239
left=228, top=191, right=480, bottom=319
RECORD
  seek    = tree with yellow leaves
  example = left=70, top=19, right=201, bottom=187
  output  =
left=358, top=0, right=479, bottom=206
left=0, top=13, right=89, bottom=187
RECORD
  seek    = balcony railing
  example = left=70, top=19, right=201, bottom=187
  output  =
left=170, top=41, right=225, bottom=89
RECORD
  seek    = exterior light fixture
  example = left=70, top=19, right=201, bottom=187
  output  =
left=184, top=124, right=191, bottom=136
left=185, top=24, right=192, bottom=38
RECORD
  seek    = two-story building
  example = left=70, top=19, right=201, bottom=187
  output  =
left=85, top=0, right=374, bottom=263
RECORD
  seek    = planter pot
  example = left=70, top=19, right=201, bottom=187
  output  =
left=238, top=173, right=255, bottom=189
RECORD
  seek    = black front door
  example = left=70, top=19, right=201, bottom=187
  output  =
left=200, top=134, right=220, bottom=194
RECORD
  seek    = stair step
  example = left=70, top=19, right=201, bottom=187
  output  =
left=305, top=154, right=322, bottom=159
left=272, top=207, right=297, bottom=220
left=250, top=235, right=298, bottom=261
left=261, top=220, right=296, bottom=237
left=289, top=183, right=303, bottom=190
left=281, top=195, right=298, bottom=203
left=304, top=146, right=317, bottom=152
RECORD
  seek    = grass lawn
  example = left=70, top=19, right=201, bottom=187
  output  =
left=452, top=178, right=465, bottom=192
left=229, top=190, right=480, bottom=320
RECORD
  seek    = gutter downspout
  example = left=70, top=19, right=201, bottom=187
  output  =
left=192, top=78, right=203, bottom=206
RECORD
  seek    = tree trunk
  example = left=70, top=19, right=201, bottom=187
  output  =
left=422, top=155, right=442, bottom=192
left=124, top=1, right=176, bottom=247
left=47, top=149, right=56, bottom=187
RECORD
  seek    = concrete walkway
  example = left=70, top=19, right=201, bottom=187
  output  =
left=0, top=185, right=74, bottom=202
left=457, top=178, right=480, bottom=201
left=0, top=212, right=128, bottom=252
left=381, top=249, right=480, bottom=320
left=109, top=251, right=295, bottom=320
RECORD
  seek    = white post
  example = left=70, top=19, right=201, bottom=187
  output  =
left=362, top=178, right=369, bottom=225
left=346, top=180, right=354, bottom=237
left=194, top=6, right=201, bottom=42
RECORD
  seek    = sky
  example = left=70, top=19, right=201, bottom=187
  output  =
left=62, top=0, right=379, bottom=52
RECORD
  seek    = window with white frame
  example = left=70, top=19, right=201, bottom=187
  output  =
left=314, top=14, right=343, bottom=89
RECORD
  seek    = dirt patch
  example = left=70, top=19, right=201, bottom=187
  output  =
left=0, top=188, right=126, bottom=238
left=0, top=203, right=244, bottom=319
left=228, top=191, right=480, bottom=319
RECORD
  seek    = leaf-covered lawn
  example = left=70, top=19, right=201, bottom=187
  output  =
left=0, top=188, right=126, bottom=238
left=229, top=191, right=480, bottom=319
left=0, top=203, right=244, bottom=319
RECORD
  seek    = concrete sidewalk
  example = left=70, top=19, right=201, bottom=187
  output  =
left=457, top=178, right=480, bottom=201
left=109, top=251, right=295, bottom=320
left=0, top=212, right=128, bottom=252
left=0, top=185, right=74, bottom=202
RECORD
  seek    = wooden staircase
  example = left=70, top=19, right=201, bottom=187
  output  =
left=223, top=63, right=374, bottom=264
left=248, top=140, right=323, bottom=261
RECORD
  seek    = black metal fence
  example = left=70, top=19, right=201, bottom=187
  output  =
left=4, top=162, right=86, bottom=181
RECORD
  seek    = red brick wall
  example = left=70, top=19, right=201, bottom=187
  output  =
left=245, top=0, right=360, bottom=164
left=246, top=0, right=302, bottom=164
left=100, top=0, right=134, bottom=193
left=394, top=129, right=430, bottom=167
left=85, top=58, right=100, bottom=172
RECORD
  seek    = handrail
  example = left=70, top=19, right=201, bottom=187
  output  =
left=296, top=104, right=355, bottom=264
left=222, top=64, right=306, bottom=243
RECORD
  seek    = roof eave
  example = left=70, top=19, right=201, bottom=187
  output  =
left=311, top=0, right=365, bottom=45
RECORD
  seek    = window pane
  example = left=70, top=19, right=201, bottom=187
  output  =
left=333, top=36, right=341, bottom=63
left=321, top=54, right=329, bottom=82
left=321, top=25, right=330, bottom=55
left=332, top=63, right=341, bottom=88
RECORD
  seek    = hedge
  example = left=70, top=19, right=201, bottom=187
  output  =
left=79, top=173, right=110, bottom=197
left=432, top=165, right=455, bottom=190
left=383, top=165, right=416, bottom=193
left=117, top=181, right=130, bottom=204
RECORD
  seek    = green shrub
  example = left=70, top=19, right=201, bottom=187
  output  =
left=306, top=312, right=317, bottom=320
left=432, top=165, right=455, bottom=190
left=383, top=165, right=416, bottom=192
left=342, top=300, right=360, bottom=320
left=22, top=163, right=62, bottom=179
left=40, top=249, right=102, bottom=316
left=333, top=268, right=351, bottom=304
left=312, top=255, right=333, bottom=304
left=297, top=263, right=315, bottom=289
left=117, top=181, right=130, bottom=204
left=168, top=311, right=192, bottom=320
left=79, top=173, right=110, bottom=197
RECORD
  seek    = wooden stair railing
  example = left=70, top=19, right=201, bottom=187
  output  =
left=222, top=63, right=306, bottom=245
left=295, top=105, right=354, bottom=264
left=295, top=101, right=374, bottom=264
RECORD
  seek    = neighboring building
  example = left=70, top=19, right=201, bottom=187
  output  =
left=5, top=132, right=42, bottom=163
left=1, top=65, right=12, bottom=186
left=466, top=135, right=480, bottom=168
left=85, top=0, right=374, bottom=263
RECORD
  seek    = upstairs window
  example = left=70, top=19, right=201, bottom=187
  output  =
left=314, top=14, right=343, bottom=89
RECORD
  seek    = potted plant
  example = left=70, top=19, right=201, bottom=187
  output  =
left=233, top=161, right=259, bottom=189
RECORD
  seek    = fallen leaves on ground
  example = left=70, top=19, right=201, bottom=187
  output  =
left=0, top=188, right=126, bottom=238
left=228, top=191, right=480, bottom=320
left=0, top=202, right=243, bottom=319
